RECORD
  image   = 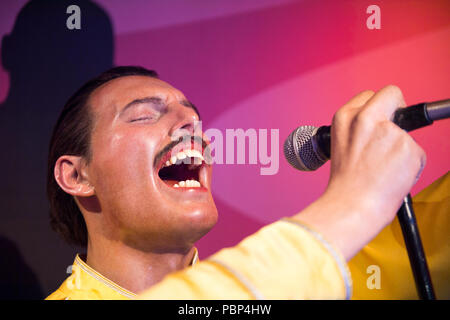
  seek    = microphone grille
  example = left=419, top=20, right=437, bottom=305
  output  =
left=283, top=125, right=326, bottom=171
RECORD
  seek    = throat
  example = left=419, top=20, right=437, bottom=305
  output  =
left=85, top=241, right=197, bottom=294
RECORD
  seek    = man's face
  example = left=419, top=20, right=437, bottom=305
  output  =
left=85, top=75, right=218, bottom=250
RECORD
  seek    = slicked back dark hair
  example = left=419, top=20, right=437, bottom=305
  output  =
left=47, top=66, right=158, bottom=247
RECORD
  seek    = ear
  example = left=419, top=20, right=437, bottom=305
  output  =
left=54, top=155, right=95, bottom=197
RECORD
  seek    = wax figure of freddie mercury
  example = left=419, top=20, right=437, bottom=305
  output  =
left=46, top=66, right=449, bottom=300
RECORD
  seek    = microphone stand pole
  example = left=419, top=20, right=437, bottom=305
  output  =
left=396, top=194, right=435, bottom=299
left=393, top=102, right=442, bottom=300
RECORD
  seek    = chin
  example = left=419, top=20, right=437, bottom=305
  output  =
left=176, top=204, right=219, bottom=242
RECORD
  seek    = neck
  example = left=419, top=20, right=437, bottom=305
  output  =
left=85, top=235, right=196, bottom=295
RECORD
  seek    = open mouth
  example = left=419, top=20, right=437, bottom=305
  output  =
left=157, top=148, right=205, bottom=189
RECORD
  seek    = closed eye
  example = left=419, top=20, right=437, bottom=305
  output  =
left=129, top=112, right=161, bottom=123
left=130, top=117, right=153, bottom=122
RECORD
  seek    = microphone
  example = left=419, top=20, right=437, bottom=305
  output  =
left=284, top=99, right=450, bottom=171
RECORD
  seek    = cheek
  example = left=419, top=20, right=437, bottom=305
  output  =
left=90, top=131, right=158, bottom=200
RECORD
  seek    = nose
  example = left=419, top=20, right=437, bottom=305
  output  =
left=168, top=104, right=200, bottom=140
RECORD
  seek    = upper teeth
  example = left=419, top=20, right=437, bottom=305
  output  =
left=165, top=149, right=204, bottom=167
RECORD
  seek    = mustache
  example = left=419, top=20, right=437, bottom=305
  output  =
left=154, top=135, right=208, bottom=168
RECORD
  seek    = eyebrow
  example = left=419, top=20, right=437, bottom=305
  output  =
left=120, top=96, right=201, bottom=119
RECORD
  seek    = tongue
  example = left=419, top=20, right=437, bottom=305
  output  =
left=163, top=180, right=179, bottom=187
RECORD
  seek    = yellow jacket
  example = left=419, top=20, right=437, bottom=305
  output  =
left=46, top=172, right=449, bottom=300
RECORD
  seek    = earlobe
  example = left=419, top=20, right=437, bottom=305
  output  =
left=54, top=155, right=95, bottom=197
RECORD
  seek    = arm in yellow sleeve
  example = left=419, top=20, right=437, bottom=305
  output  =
left=138, top=219, right=352, bottom=300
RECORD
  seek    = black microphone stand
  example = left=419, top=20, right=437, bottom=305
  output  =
left=392, top=103, right=438, bottom=300
left=397, top=195, right=435, bottom=299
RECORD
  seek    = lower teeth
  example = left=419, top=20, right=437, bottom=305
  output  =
left=174, top=180, right=201, bottom=188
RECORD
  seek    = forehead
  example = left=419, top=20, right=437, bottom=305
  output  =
left=88, top=75, right=185, bottom=116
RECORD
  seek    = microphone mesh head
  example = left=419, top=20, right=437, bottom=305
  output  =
left=283, top=125, right=325, bottom=171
